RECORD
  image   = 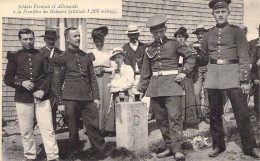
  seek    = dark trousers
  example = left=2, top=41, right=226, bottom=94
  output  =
left=50, top=96, right=58, bottom=130
left=151, top=96, right=183, bottom=153
left=63, top=100, right=105, bottom=153
left=254, top=85, right=260, bottom=122
left=208, top=88, right=257, bottom=153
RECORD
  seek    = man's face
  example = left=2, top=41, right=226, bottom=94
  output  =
left=151, top=27, right=166, bottom=42
left=196, top=31, right=206, bottom=41
left=127, top=33, right=139, bottom=43
left=176, top=34, right=186, bottom=43
left=114, top=54, right=125, bottom=66
left=212, top=8, right=230, bottom=25
left=44, top=37, right=57, bottom=49
left=20, top=33, right=34, bottom=50
left=66, top=29, right=80, bottom=48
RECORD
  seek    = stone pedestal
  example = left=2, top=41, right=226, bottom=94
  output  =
left=116, top=101, right=148, bottom=153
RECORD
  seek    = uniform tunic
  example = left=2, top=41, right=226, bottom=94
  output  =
left=201, top=23, right=250, bottom=89
left=4, top=48, right=52, bottom=103
left=139, top=37, right=195, bottom=96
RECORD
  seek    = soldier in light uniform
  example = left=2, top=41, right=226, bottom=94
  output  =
left=139, top=15, right=195, bottom=160
left=197, top=0, right=260, bottom=158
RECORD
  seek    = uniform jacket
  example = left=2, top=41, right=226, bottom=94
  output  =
left=139, top=37, right=195, bottom=97
left=4, top=48, right=53, bottom=103
left=199, top=23, right=250, bottom=89
left=52, top=47, right=100, bottom=105
left=39, top=46, right=63, bottom=106
left=122, top=41, right=146, bottom=73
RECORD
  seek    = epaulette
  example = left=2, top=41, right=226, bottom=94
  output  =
left=87, top=52, right=96, bottom=62
left=6, top=51, right=17, bottom=60
left=230, top=24, right=239, bottom=28
left=52, top=52, right=66, bottom=65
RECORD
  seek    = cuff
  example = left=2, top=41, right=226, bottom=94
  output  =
left=181, top=67, right=190, bottom=75
left=14, top=79, right=23, bottom=86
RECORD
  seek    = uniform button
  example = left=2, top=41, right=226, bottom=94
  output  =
left=219, top=32, right=221, bottom=34
left=29, top=54, right=31, bottom=56
left=218, top=50, right=221, bottom=52
left=30, top=77, right=33, bottom=80
left=158, top=55, right=161, bottom=58
left=158, top=51, right=160, bottom=53
left=29, top=58, right=31, bottom=61
left=30, top=68, right=32, bottom=70
left=218, top=37, right=221, bottom=39
left=30, top=72, right=33, bottom=74
left=218, top=41, right=221, bottom=43
left=158, top=47, right=160, bottom=49
left=159, top=63, right=161, bottom=65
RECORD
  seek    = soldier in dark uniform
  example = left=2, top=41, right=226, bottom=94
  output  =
left=39, top=30, right=63, bottom=130
left=4, top=28, right=60, bottom=161
left=197, top=0, right=260, bottom=158
left=249, top=24, right=260, bottom=143
left=52, top=27, right=106, bottom=160
left=139, top=15, right=195, bottom=160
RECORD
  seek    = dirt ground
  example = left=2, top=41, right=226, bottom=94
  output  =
left=2, top=98, right=260, bottom=161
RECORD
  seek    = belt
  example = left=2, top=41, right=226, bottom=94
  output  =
left=210, top=59, right=238, bottom=65
left=153, top=70, right=178, bottom=76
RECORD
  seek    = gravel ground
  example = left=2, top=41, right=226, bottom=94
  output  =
left=2, top=98, right=259, bottom=161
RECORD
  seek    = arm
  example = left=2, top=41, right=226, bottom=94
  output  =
left=4, top=51, right=26, bottom=89
left=88, top=54, right=100, bottom=100
left=235, top=28, right=251, bottom=83
left=52, top=55, right=66, bottom=105
left=138, top=48, right=152, bottom=92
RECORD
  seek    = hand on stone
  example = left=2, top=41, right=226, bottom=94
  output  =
left=22, top=80, right=35, bottom=90
left=175, top=73, right=186, bottom=82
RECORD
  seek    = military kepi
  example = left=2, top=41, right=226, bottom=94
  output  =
left=209, top=0, right=231, bottom=9
left=146, top=15, right=167, bottom=30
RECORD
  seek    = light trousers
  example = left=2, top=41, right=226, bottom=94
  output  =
left=16, top=99, right=59, bottom=160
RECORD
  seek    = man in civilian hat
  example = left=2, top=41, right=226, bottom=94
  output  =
left=189, top=25, right=209, bottom=122
left=122, top=24, right=151, bottom=117
left=39, top=29, right=63, bottom=130
left=4, top=28, right=60, bottom=161
left=139, top=15, right=196, bottom=160
left=52, top=27, right=106, bottom=160
left=197, top=0, right=260, bottom=158
left=249, top=24, right=260, bottom=143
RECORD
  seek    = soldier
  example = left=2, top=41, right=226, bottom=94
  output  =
left=52, top=27, right=106, bottom=160
left=198, top=0, right=260, bottom=158
left=249, top=24, right=260, bottom=142
left=4, top=28, right=60, bottom=161
left=138, top=15, right=195, bottom=160
left=39, top=29, right=63, bottom=130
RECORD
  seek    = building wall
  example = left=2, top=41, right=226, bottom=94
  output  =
left=2, top=0, right=244, bottom=121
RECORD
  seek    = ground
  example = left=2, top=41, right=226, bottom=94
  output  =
left=2, top=98, right=260, bottom=161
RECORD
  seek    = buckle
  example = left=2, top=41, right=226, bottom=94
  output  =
left=158, top=71, right=162, bottom=76
left=217, top=59, right=224, bottom=65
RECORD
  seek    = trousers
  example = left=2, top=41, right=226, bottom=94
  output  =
left=151, top=96, right=183, bottom=153
left=16, top=100, right=59, bottom=160
left=208, top=88, right=257, bottom=153
left=63, top=100, right=105, bottom=153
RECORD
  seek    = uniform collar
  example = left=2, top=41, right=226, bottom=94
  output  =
left=21, top=48, right=38, bottom=54
left=216, top=22, right=229, bottom=28
left=67, top=47, right=84, bottom=56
